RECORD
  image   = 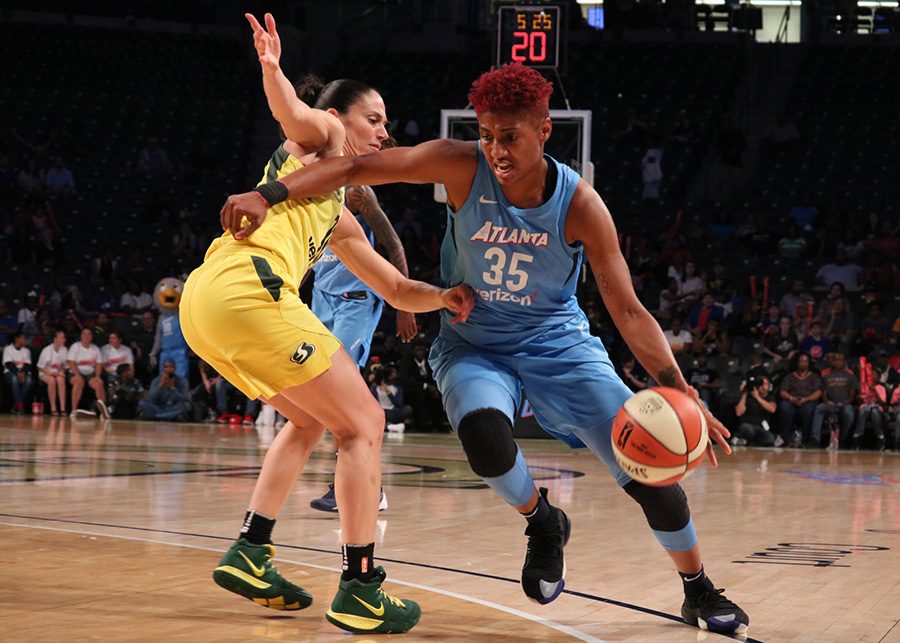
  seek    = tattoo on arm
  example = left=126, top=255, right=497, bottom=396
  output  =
left=596, top=271, right=612, bottom=295
left=385, top=244, right=409, bottom=279
left=359, top=207, right=409, bottom=278
left=657, top=366, right=679, bottom=388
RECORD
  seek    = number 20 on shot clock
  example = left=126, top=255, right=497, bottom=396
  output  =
left=496, top=4, right=562, bottom=69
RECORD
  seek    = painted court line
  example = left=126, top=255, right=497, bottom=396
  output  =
left=0, top=513, right=759, bottom=642
left=1, top=520, right=607, bottom=643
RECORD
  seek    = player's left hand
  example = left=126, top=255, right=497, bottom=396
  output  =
left=221, top=191, right=269, bottom=239
left=245, top=12, right=282, bottom=74
left=442, top=284, right=474, bottom=325
left=685, top=385, right=732, bottom=468
left=396, top=310, right=417, bottom=343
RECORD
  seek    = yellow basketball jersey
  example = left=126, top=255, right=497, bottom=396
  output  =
left=205, top=146, right=344, bottom=287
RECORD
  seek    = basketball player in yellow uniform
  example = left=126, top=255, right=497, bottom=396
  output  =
left=180, top=13, right=472, bottom=634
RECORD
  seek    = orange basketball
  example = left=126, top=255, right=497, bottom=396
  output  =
left=611, top=387, right=708, bottom=486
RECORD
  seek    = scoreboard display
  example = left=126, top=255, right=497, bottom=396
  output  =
left=496, top=4, right=562, bottom=70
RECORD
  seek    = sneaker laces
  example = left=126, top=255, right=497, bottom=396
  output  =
left=262, top=544, right=278, bottom=573
left=377, top=587, right=406, bottom=608
left=697, top=587, right=739, bottom=612
left=525, top=517, right=564, bottom=565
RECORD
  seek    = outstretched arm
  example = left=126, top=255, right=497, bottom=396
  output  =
left=283, top=138, right=474, bottom=191
left=245, top=13, right=344, bottom=154
left=347, top=185, right=417, bottom=342
left=566, top=181, right=732, bottom=465
left=329, top=209, right=473, bottom=322
left=220, top=139, right=476, bottom=239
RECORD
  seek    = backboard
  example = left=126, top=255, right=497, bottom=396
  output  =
left=434, top=109, right=593, bottom=203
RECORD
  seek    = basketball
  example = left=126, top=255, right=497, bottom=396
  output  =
left=611, top=387, right=708, bottom=486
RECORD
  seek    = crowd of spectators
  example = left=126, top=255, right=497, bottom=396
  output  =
left=3, top=176, right=900, bottom=448
left=3, top=24, right=899, bottom=448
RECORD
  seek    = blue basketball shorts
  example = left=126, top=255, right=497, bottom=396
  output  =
left=312, top=289, right=384, bottom=368
left=430, top=321, right=635, bottom=486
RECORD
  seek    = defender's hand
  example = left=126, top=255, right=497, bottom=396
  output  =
left=221, top=192, right=269, bottom=239
left=396, top=310, right=417, bottom=343
left=442, top=284, right=474, bottom=325
left=685, top=385, right=732, bottom=467
left=245, top=12, right=282, bottom=73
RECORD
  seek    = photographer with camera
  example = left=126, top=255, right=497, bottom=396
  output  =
left=733, top=375, right=777, bottom=446
left=137, top=357, right=191, bottom=421
left=108, top=363, right=145, bottom=420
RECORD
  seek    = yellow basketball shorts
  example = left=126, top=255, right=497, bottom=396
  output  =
left=180, top=252, right=342, bottom=400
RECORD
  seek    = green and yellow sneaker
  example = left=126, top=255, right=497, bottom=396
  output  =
left=212, top=537, right=313, bottom=611
left=325, top=566, right=421, bottom=634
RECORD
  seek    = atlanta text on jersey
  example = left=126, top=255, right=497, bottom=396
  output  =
left=469, top=221, right=550, bottom=247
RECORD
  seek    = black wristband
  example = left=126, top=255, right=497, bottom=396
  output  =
left=254, top=180, right=289, bottom=207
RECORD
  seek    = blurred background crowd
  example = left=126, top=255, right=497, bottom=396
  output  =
left=2, top=1, right=898, bottom=450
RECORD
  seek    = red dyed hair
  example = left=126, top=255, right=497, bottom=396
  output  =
left=468, top=63, right=553, bottom=117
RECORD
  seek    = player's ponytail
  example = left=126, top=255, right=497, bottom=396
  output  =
left=294, top=73, right=326, bottom=107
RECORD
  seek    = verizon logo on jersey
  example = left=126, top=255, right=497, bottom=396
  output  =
left=474, top=286, right=537, bottom=306
left=470, top=221, right=549, bottom=248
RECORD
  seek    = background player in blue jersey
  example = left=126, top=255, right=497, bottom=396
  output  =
left=222, top=62, right=749, bottom=635
left=314, top=184, right=417, bottom=367
left=309, top=182, right=417, bottom=512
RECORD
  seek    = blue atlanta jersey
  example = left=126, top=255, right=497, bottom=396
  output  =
left=312, top=215, right=377, bottom=296
left=439, top=143, right=584, bottom=349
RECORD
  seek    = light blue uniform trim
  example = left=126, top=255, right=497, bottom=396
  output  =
left=652, top=519, right=698, bottom=552
left=482, top=449, right=536, bottom=507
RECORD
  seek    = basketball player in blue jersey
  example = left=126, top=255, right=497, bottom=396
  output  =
left=223, top=62, right=750, bottom=635
left=309, top=182, right=417, bottom=512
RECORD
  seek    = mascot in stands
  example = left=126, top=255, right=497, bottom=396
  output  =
left=150, top=277, right=189, bottom=379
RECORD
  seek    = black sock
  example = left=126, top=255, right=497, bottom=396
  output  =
left=240, top=509, right=275, bottom=545
left=679, top=565, right=708, bottom=597
left=521, top=492, right=551, bottom=526
left=342, top=543, right=375, bottom=582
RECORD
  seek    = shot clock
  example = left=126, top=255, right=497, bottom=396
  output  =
left=495, top=4, right=563, bottom=70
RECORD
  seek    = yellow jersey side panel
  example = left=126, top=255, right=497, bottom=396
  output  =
left=204, top=146, right=344, bottom=287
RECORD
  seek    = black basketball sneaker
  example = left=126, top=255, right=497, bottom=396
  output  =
left=681, top=575, right=749, bottom=634
left=521, top=487, right=571, bottom=604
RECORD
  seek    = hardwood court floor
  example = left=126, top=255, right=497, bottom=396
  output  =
left=1, top=415, right=899, bottom=642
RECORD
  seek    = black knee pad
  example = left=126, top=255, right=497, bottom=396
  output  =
left=623, top=481, right=691, bottom=532
left=457, top=409, right=517, bottom=478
